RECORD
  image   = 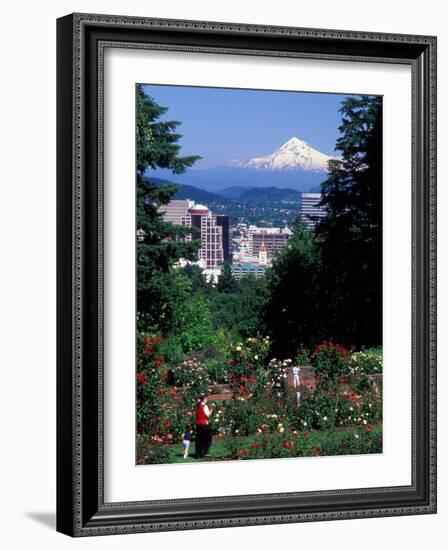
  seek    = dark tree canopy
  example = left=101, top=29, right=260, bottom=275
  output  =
left=216, top=262, right=238, bottom=294
left=316, top=95, right=383, bottom=346
left=263, top=221, right=322, bottom=357
left=136, top=85, right=201, bottom=330
left=263, top=96, right=382, bottom=353
left=211, top=273, right=269, bottom=339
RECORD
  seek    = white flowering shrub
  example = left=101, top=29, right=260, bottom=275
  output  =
left=350, top=348, right=382, bottom=374
left=172, top=357, right=210, bottom=405
left=267, top=358, right=291, bottom=398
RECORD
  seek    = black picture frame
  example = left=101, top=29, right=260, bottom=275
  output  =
left=57, top=13, right=437, bottom=537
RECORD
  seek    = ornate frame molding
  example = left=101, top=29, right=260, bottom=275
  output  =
left=57, top=13, right=437, bottom=537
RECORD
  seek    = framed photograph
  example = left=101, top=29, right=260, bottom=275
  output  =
left=57, top=13, right=437, bottom=537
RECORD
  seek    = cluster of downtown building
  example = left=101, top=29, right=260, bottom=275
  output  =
left=158, top=192, right=325, bottom=283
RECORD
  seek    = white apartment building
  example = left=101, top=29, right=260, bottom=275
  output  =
left=300, top=192, right=326, bottom=230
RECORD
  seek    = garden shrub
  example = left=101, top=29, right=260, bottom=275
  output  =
left=171, top=356, right=210, bottom=407
left=224, top=425, right=382, bottom=461
left=223, top=399, right=265, bottom=436
left=137, top=334, right=169, bottom=435
left=266, top=358, right=290, bottom=399
left=313, top=341, right=350, bottom=388
left=227, top=336, right=270, bottom=394
left=284, top=389, right=314, bottom=431
left=137, top=329, right=383, bottom=464
left=351, top=347, right=383, bottom=374
left=137, top=435, right=172, bottom=464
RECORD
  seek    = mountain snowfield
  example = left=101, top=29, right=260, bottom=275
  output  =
left=231, top=137, right=335, bottom=172
left=150, top=137, right=335, bottom=192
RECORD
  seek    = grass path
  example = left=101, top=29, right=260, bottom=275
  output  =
left=168, top=438, right=230, bottom=463
left=166, top=424, right=382, bottom=464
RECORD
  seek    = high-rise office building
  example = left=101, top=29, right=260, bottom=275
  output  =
left=159, top=201, right=225, bottom=269
left=189, top=205, right=224, bottom=269
left=300, top=193, right=326, bottom=230
left=158, top=199, right=194, bottom=225
left=216, top=215, right=232, bottom=263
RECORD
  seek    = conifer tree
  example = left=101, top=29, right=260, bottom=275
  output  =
left=316, top=95, right=382, bottom=346
left=136, top=85, right=201, bottom=330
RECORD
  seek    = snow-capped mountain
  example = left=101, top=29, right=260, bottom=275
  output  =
left=150, top=137, right=334, bottom=193
left=231, top=137, right=334, bottom=172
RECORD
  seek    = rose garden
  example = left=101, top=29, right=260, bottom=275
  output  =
left=137, top=335, right=382, bottom=464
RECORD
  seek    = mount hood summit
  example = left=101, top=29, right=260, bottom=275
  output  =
left=231, top=137, right=334, bottom=172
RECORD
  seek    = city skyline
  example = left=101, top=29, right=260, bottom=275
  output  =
left=157, top=192, right=323, bottom=282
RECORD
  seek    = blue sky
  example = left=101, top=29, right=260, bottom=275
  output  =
left=142, top=84, right=356, bottom=169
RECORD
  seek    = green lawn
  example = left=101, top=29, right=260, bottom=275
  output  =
left=166, top=424, right=382, bottom=464
left=168, top=437, right=230, bottom=463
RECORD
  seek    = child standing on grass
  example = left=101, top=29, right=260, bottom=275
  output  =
left=182, top=424, right=192, bottom=459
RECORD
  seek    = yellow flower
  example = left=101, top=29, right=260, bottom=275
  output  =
left=236, top=346, right=242, bottom=351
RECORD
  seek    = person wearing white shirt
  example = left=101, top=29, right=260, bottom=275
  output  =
left=292, top=365, right=301, bottom=389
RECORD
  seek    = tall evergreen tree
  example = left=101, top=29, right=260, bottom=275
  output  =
left=263, top=220, right=322, bottom=356
left=316, top=95, right=382, bottom=346
left=136, top=85, right=201, bottom=330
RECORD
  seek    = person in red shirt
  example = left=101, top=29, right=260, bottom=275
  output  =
left=195, top=395, right=214, bottom=458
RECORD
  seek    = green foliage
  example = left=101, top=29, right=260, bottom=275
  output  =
left=333, top=426, right=382, bottom=455
left=137, top=269, right=191, bottom=334
left=313, top=341, right=350, bottom=384
left=304, top=341, right=382, bottom=429
left=284, top=388, right=314, bottom=431
left=181, top=264, right=213, bottom=295
left=211, top=275, right=269, bottom=338
left=295, top=345, right=312, bottom=365
left=136, top=85, right=202, bottom=332
left=136, top=335, right=169, bottom=435
left=263, top=221, right=323, bottom=355
left=261, top=96, right=382, bottom=352
left=223, top=399, right=265, bottom=437
left=227, top=336, right=270, bottom=395
left=205, top=358, right=231, bottom=385
left=317, top=95, right=383, bottom=347
left=216, top=261, right=238, bottom=294
left=136, top=436, right=172, bottom=465
left=237, top=276, right=270, bottom=336
left=224, top=425, right=382, bottom=461
left=136, top=329, right=383, bottom=463
left=266, top=358, right=290, bottom=399
left=171, top=357, right=211, bottom=407
left=170, top=292, right=214, bottom=354
left=351, top=347, right=383, bottom=374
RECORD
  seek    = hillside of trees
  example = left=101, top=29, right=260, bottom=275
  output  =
left=137, top=85, right=383, bottom=363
